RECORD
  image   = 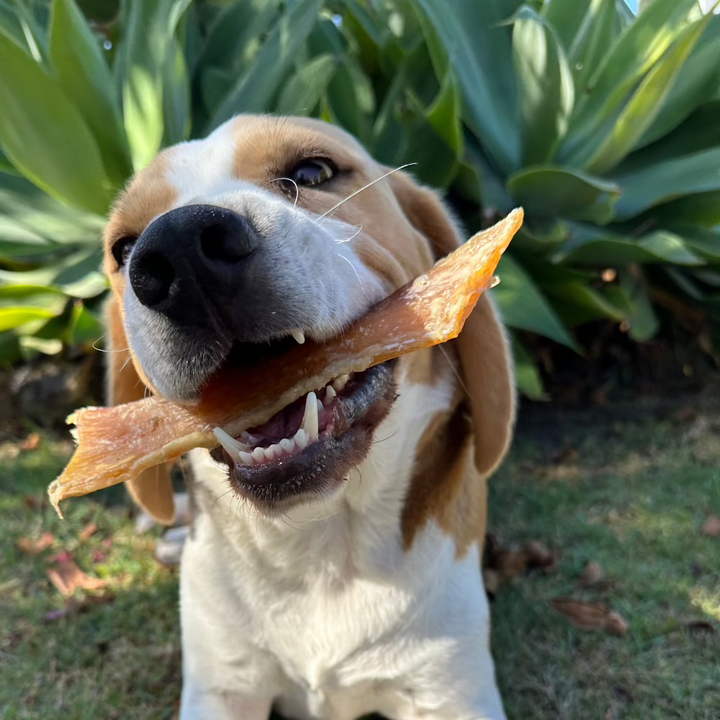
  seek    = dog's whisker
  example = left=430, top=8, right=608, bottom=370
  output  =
left=439, top=344, right=470, bottom=397
left=337, top=252, right=369, bottom=302
left=269, top=177, right=300, bottom=210
left=333, top=224, right=363, bottom=244
left=314, top=163, right=417, bottom=224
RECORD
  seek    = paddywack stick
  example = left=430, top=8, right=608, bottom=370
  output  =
left=48, top=209, right=524, bottom=516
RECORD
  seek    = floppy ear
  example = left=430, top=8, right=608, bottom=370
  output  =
left=389, top=171, right=516, bottom=477
left=105, top=296, right=176, bottom=524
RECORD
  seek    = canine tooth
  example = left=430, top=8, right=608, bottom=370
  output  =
left=290, top=328, right=305, bottom=344
left=317, top=398, right=324, bottom=414
left=325, top=385, right=337, bottom=403
left=302, top=392, right=319, bottom=439
left=280, top=438, right=295, bottom=454
left=239, top=451, right=255, bottom=467
left=294, top=428, right=308, bottom=449
left=239, top=431, right=259, bottom=445
left=332, top=374, right=349, bottom=392
left=252, top=447, right=265, bottom=463
left=213, top=428, right=249, bottom=463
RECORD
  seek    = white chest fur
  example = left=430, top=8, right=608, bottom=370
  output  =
left=178, top=364, right=504, bottom=720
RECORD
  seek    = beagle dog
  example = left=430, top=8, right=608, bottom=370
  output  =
left=103, top=116, right=515, bottom=720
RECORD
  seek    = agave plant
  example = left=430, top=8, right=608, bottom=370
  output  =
left=0, top=0, right=718, bottom=398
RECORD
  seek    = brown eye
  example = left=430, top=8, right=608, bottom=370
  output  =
left=112, top=236, right=138, bottom=268
left=290, top=159, right=335, bottom=187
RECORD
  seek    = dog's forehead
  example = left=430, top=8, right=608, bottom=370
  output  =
left=111, top=115, right=373, bottom=231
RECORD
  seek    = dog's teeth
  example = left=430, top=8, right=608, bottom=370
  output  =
left=265, top=445, right=278, bottom=461
left=316, top=398, right=324, bottom=414
left=280, top=438, right=295, bottom=454
left=213, top=428, right=249, bottom=463
left=294, top=428, right=308, bottom=449
left=332, top=374, right=349, bottom=392
left=252, top=447, right=265, bottom=463
left=240, top=431, right=260, bottom=445
left=290, top=328, right=305, bottom=344
left=302, top=392, right=319, bottom=440
left=239, top=451, right=255, bottom=467
left=325, top=385, right=337, bottom=403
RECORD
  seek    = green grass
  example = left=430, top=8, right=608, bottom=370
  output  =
left=0, top=409, right=718, bottom=719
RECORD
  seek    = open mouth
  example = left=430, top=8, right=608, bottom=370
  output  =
left=210, top=357, right=397, bottom=512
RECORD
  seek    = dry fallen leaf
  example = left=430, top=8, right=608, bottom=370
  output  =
left=46, top=555, right=108, bottom=598
left=17, top=531, right=54, bottom=555
left=524, top=540, right=557, bottom=572
left=79, top=522, right=98, bottom=542
left=551, top=598, right=629, bottom=636
left=701, top=514, right=720, bottom=538
left=18, top=433, right=41, bottom=452
left=683, top=620, right=717, bottom=635
left=579, top=561, right=604, bottom=587
left=483, top=569, right=502, bottom=598
left=497, top=545, right=528, bottom=579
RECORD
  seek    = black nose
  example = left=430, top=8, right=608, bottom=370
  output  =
left=129, top=204, right=257, bottom=317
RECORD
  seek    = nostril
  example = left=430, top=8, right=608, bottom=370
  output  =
left=130, top=251, right=175, bottom=307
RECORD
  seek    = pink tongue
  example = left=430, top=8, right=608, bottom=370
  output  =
left=247, top=396, right=305, bottom=441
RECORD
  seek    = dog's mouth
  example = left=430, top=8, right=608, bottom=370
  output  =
left=209, top=346, right=398, bottom=512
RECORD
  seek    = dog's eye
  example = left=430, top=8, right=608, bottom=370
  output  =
left=112, top=236, right=138, bottom=268
left=290, top=159, right=335, bottom=187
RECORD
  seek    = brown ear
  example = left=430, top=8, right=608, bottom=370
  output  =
left=105, top=296, right=176, bottom=524
left=389, top=171, right=516, bottom=477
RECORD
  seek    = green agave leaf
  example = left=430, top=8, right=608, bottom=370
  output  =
left=0, top=173, right=104, bottom=244
left=0, top=32, right=111, bottom=214
left=492, top=253, right=578, bottom=349
left=414, top=0, right=520, bottom=173
left=507, top=166, right=619, bottom=223
left=0, top=216, right=52, bottom=257
left=647, top=190, right=720, bottom=228
left=0, top=330, right=20, bottom=365
left=512, top=220, right=569, bottom=253
left=50, top=0, right=132, bottom=187
left=67, top=300, right=103, bottom=348
left=554, top=230, right=705, bottom=266
left=613, top=147, right=720, bottom=219
left=425, top=71, right=463, bottom=156
left=637, top=15, right=720, bottom=148
left=665, top=266, right=704, bottom=301
left=513, top=6, right=574, bottom=165
left=0, top=0, right=29, bottom=50
left=277, top=54, right=338, bottom=116
left=0, top=306, right=65, bottom=332
left=162, top=37, right=190, bottom=146
left=511, top=334, right=547, bottom=399
left=209, top=0, right=322, bottom=130
left=19, top=335, right=63, bottom=355
left=605, top=266, right=659, bottom=341
left=198, top=0, right=282, bottom=116
left=541, top=0, right=591, bottom=50
left=584, top=16, right=712, bottom=175
left=12, top=0, right=47, bottom=62
left=674, top=227, right=720, bottom=263
left=570, top=0, right=617, bottom=95
left=562, top=0, right=696, bottom=162
left=117, top=0, right=190, bottom=170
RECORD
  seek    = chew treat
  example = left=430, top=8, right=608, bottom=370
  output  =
left=48, top=209, right=523, bottom=515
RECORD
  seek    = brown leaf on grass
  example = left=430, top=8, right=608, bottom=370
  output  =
left=683, top=620, right=716, bottom=635
left=23, top=494, right=41, bottom=511
left=17, top=531, right=54, bottom=554
left=18, top=433, right=40, bottom=452
left=79, top=522, right=98, bottom=542
left=44, top=593, right=116, bottom=621
left=551, top=598, right=629, bottom=636
left=701, top=514, right=720, bottom=537
left=483, top=569, right=501, bottom=598
left=46, top=556, right=108, bottom=598
left=524, top=540, right=557, bottom=572
left=497, top=545, right=528, bottom=579
left=579, top=561, right=604, bottom=587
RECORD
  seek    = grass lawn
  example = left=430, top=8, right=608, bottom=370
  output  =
left=1, top=403, right=718, bottom=719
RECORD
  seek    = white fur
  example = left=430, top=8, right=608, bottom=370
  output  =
left=179, top=361, right=505, bottom=720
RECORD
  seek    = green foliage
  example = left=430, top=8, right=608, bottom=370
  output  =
left=0, top=0, right=719, bottom=396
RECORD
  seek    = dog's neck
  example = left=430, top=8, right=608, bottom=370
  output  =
left=187, top=351, right=462, bottom=587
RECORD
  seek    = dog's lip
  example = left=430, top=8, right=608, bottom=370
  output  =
left=210, top=361, right=397, bottom=511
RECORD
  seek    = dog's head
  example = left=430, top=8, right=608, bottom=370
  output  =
left=104, top=115, right=514, bottom=524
